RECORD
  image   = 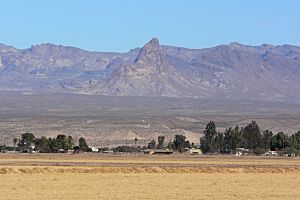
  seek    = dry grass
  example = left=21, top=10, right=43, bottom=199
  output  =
left=0, top=154, right=300, bottom=200
left=1, top=173, right=300, bottom=200
left=0, top=165, right=300, bottom=174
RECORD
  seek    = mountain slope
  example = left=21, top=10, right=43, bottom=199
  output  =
left=0, top=39, right=299, bottom=101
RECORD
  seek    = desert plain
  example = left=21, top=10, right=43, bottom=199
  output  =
left=0, top=154, right=299, bottom=200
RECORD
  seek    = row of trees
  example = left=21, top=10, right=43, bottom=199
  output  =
left=201, top=121, right=300, bottom=155
left=15, top=133, right=90, bottom=153
left=147, top=134, right=192, bottom=153
left=9, top=121, right=300, bottom=156
left=112, top=135, right=192, bottom=153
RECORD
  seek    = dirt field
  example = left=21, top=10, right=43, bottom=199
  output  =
left=0, top=154, right=300, bottom=200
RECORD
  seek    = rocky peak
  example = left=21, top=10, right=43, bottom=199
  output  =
left=147, top=37, right=160, bottom=46
left=134, top=38, right=162, bottom=64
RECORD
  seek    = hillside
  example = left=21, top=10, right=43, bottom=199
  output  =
left=0, top=38, right=299, bottom=101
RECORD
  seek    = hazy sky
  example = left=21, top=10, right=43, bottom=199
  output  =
left=1, top=0, right=299, bottom=52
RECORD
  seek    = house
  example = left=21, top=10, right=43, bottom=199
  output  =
left=67, top=149, right=74, bottom=154
left=284, top=153, right=296, bottom=157
left=188, top=148, right=203, bottom=155
left=235, top=148, right=250, bottom=156
left=58, top=149, right=65, bottom=153
left=236, top=148, right=250, bottom=152
left=21, top=144, right=36, bottom=153
left=102, top=150, right=114, bottom=154
left=264, top=151, right=278, bottom=156
left=143, top=149, right=173, bottom=155
left=90, top=146, right=99, bottom=152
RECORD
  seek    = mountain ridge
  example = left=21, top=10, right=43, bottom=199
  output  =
left=0, top=38, right=299, bottom=101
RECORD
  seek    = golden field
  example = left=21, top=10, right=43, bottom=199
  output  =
left=0, top=154, right=300, bottom=200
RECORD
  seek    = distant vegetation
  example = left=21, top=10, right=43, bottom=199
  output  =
left=1, top=120, right=300, bottom=156
left=110, top=121, right=300, bottom=156
left=7, top=133, right=91, bottom=153
left=201, top=121, right=300, bottom=156
left=110, top=134, right=191, bottom=153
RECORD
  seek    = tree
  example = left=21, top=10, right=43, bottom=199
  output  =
left=289, top=131, right=300, bottom=150
left=18, top=133, right=35, bottom=147
left=157, top=136, right=165, bottom=149
left=66, top=136, right=74, bottom=150
left=147, top=139, right=156, bottom=149
left=55, top=134, right=74, bottom=151
left=231, top=126, right=244, bottom=151
left=173, top=134, right=186, bottom=153
left=215, top=132, right=224, bottom=153
left=224, top=127, right=233, bottom=152
left=262, top=130, right=273, bottom=150
left=271, top=132, right=289, bottom=150
left=201, top=121, right=218, bottom=154
left=243, top=121, right=262, bottom=150
left=56, top=134, right=67, bottom=150
left=34, top=136, right=50, bottom=153
left=78, top=137, right=89, bottom=152
left=48, top=137, right=59, bottom=153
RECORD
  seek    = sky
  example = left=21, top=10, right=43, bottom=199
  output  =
left=0, top=0, right=299, bottom=52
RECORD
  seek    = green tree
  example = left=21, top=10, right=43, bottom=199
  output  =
left=262, top=130, right=273, bottom=150
left=224, top=127, right=233, bottom=152
left=56, top=134, right=67, bottom=150
left=243, top=121, right=262, bottom=150
left=232, top=126, right=244, bottom=151
left=18, top=133, right=35, bottom=147
left=34, top=136, right=50, bottom=153
left=48, top=137, right=59, bottom=153
left=66, top=136, right=75, bottom=150
left=78, top=137, right=89, bottom=152
left=215, top=132, right=224, bottom=153
left=201, top=121, right=218, bottom=154
left=272, top=132, right=289, bottom=150
left=157, top=136, right=165, bottom=149
left=173, top=134, right=186, bottom=153
left=55, top=134, right=74, bottom=151
left=289, top=131, right=300, bottom=150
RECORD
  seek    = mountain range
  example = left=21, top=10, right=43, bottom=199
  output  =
left=0, top=38, right=299, bottom=101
